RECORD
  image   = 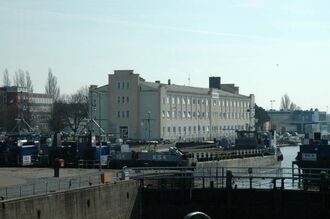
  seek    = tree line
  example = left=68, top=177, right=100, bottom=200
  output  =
left=1, top=68, right=89, bottom=135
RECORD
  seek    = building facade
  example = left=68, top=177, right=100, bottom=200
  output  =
left=268, top=109, right=328, bottom=135
left=0, top=86, right=53, bottom=133
left=103, top=70, right=255, bottom=141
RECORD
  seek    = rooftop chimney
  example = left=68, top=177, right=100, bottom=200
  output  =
left=168, top=79, right=171, bottom=85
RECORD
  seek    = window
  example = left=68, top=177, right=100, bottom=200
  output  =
left=121, top=82, right=125, bottom=89
left=126, top=111, right=129, bottom=118
left=187, top=97, right=191, bottom=105
left=167, top=127, right=171, bottom=133
left=188, top=126, right=191, bottom=132
left=117, top=82, right=120, bottom=89
left=162, top=111, right=165, bottom=118
left=188, top=111, right=191, bottom=118
left=178, top=127, right=181, bottom=133
left=172, top=111, right=175, bottom=118
left=193, top=98, right=196, bottom=104
left=183, top=127, right=186, bottom=132
left=173, top=127, right=176, bottom=133
left=183, top=111, right=187, bottom=118
left=126, top=82, right=129, bottom=89
left=117, top=96, right=120, bottom=104
left=117, top=111, right=120, bottom=118
left=166, top=97, right=170, bottom=104
left=121, top=111, right=125, bottom=118
left=126, top=96, right=129, bottom=103
left=122, top=96, right=125, bottom=103
left=193, top=112, right=196, bottom=118
left=177, top=97, right=181, bottom=104
left=172, top=96, right=175, bottom=104
left=182, top=97, right=186, bottom=104
left=177, top=111, right=182, bottom=118
left=167, top=111, right=170, bottom=118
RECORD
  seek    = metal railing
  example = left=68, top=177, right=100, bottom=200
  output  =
left=2, top=166, right=330, bottom=201
left=0, top=173, right=115, bottom=201
left=126, top=166, right=330, bottom=190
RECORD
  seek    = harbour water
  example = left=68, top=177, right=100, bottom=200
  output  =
left=279, top=145, right=299, bottom=168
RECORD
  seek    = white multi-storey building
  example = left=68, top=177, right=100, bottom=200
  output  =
left=95, top=70, right=255, bottom=141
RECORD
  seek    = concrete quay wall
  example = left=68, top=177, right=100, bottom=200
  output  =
left=0, top=180, right=140, bottom=219
left=196, top=155, right=279, bottom=169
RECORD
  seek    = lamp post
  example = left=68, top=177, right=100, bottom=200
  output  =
left=270, top=100, right=275, bottom=111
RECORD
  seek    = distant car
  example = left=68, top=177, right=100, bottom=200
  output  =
left=147, top=140, right=158, bottom=144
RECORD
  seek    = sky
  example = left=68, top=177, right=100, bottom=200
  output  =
left=1, top=0, right=330, bottom=111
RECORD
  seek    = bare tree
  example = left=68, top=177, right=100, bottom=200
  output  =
left=3, top=68, right=11, bottom=86
left=280, top=94, right=291, bottom=110
left=290, top=103, right=301, bottom=111
left=13, top=69, right=27, bottom=87
left=281, top=93, right=300, bottom=111
left=45, top=68, right=60, bottom=101
left=18, top=69, right=26, bottom=87
left=25, top=71, right=33, bottom=92
left=66, top=87, right=89, bottom=135
left=49, top=88, right=88, bottom=135
left=13, top=71, right=19, bottom=86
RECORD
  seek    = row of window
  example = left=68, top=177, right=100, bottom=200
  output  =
left=116, top=81, right=129, bottom=89
left=163, top=96, right=250, bottom=108
left=162, top=110, right=250, bottom=120
left=117, top=111, right=130, bottom=118
left=162, top=125, right=246, bottom=134
left=30, top=97, right=53, bottom=104
left=117, top=96, right=129, bottom=104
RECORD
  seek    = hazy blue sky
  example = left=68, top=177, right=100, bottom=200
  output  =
left=1, top=0, right=330, bottom=111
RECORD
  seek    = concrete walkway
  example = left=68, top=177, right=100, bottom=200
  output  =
left=0, top=168, right=103, bottom=187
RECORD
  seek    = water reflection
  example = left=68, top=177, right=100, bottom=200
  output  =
left=279, top=145, right=299, bottom=168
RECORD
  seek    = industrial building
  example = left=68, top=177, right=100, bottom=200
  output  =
left=0, top=86, right=53, bottom=133
left=91, top=70, right=255, bottom=141
left=267, top=109, right=329, bottom=136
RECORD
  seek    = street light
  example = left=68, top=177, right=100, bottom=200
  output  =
left=270, top=100, right=275, bottom=111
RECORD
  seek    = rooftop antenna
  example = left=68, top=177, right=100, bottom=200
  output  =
left=188, top=73, right=191, bottom=86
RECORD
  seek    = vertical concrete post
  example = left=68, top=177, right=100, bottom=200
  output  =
left=210, top=181, right=214, bottom=189
left=221, top=167, right=224, bottom=188
left=248, top=168, right=253, bottom=189
left=226, top=170, right=233, bottom=189
left=281, top=178, right=285, bottom=190
left=320, top=171, right=327, bottom=193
